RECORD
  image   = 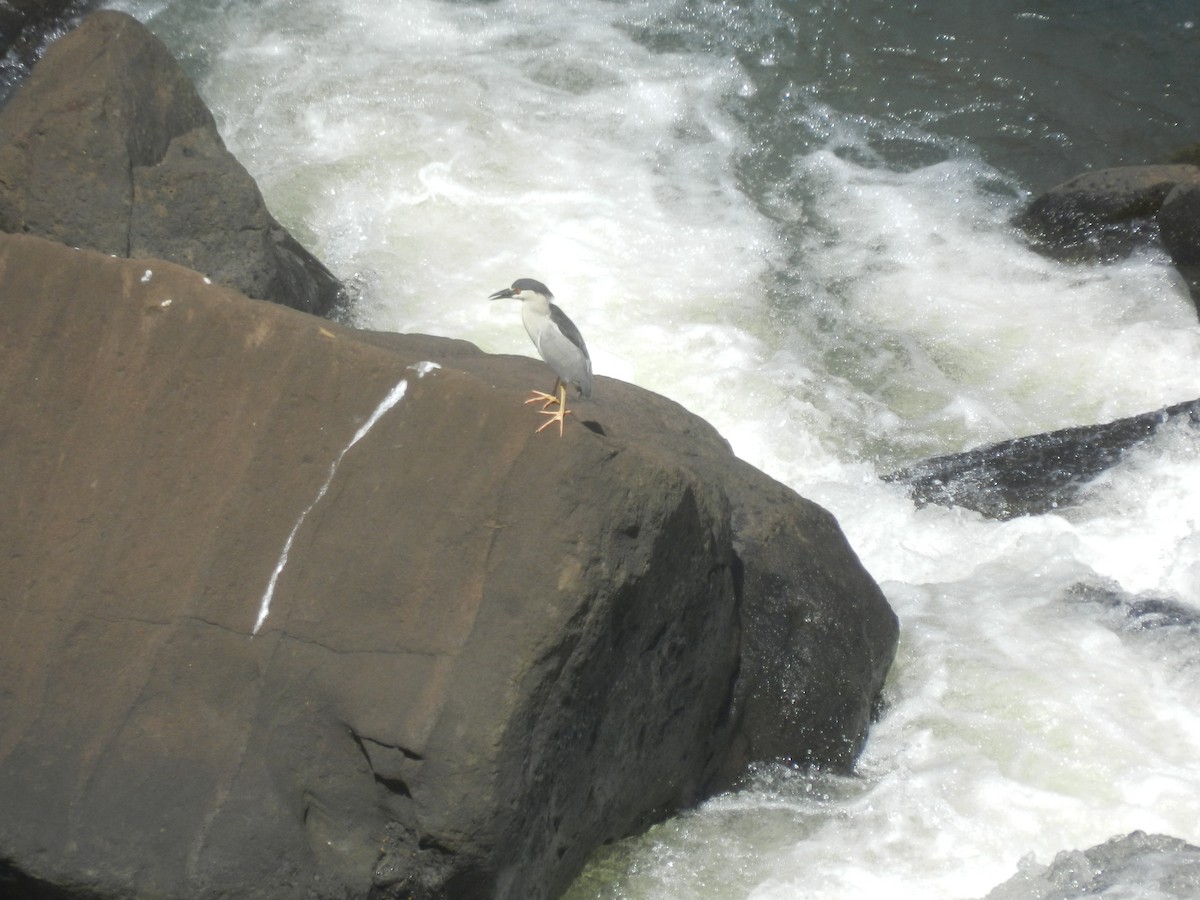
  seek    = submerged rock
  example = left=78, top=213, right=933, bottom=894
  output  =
left=883, top=398, right=1200, bottom=520
left=1065, top=578, right=1200, bottom=636
left=0, top=233, right=896, bottom=899
left=0, top=10, right=345, bottom=315
left=1063, top=579, right=1200, bottom=684
left=982, top=831, right=1200, bottom=900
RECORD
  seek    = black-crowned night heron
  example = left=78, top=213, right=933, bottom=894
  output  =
left=489, top=277, right=592, bottom=436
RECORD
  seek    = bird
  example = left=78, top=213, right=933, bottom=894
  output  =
left=488, top=278, right=592, bottom=436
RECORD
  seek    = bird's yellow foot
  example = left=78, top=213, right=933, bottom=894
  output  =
left=533, top=383, right=571, bottom=436
left=525, top=389, right=560, bottom=410
left=536, top=404, right=571, bottom=436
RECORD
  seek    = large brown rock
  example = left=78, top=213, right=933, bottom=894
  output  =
left=0, top=10, right=344, bottom=315
left=0, top=233, right=896, bottom=898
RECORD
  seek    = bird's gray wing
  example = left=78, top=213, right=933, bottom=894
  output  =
left=549, top=304, right=589, bottom=359
left=542, top=304, right=593, bottom=397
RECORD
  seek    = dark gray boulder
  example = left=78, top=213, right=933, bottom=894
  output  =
left=1159, top=181, right=1200, bottom=302
left=1017, top=164, right=1199, bottom=261
left=1017, top=163, right=1200, bottom=309
left=708, top=465, right=897, bottom=787
left=1160, top=181, right=1200, bottom=267
left=0, top=10, right=344, bottom=315
left=883, top=397, right=1200, bottom=520
left=0, top=232, right=897, bottom=899
left=982, top=831, right=1200, bottom=900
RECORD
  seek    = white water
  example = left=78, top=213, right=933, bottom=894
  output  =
left=107, top=1, right=1200, bottom=896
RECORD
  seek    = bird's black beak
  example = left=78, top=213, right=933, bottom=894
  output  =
left=488, top=287, right=517, bottom=301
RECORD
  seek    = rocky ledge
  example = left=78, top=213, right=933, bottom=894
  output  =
left=0, top=11, right=898, bottom=900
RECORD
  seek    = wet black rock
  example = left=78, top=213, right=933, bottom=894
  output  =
left=1160, top=182, right=1200, bottom=267
left=883, top=398, right=1200, bottom=520
left=1017, top=163, right=1200, bottom=310
left=1159, top=181, right=1200, bottom=304
left=1017, top=164, right=1199, bottom=262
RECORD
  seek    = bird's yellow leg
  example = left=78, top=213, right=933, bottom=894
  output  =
left=536, top=382, right=571, bottom=436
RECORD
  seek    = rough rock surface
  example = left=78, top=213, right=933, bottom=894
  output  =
left=0, top=232, right=897, bottom=899
left=0, top=10, right=344, bottom=315
left=883, top=398, right=1200, bottom=520
left=982, top=831, right=1200, bottom=900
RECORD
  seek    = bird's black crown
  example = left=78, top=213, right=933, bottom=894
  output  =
left=511, top=277, right=553, bottom=298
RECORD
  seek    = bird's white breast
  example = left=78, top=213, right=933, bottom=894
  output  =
left=520, top=294, right=552, bottom=349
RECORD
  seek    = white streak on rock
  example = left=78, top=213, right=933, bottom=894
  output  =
left=252, top=377, right=409, bottom=635
left=409, top=360, right=441, bottom=378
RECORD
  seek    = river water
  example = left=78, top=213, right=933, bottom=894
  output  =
left=104, top=1, right=1200, bottom=896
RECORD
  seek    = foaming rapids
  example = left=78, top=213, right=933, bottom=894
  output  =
left=106, top=0, right=1200, bottom=897
left=113, top=0, right=776, bottom=390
